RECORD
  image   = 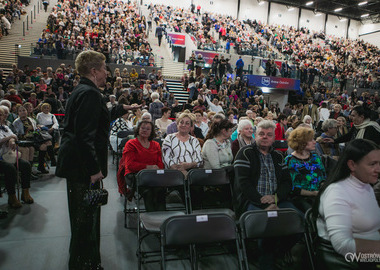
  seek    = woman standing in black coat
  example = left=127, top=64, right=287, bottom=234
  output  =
left=56, top=51, right=109, bottom=270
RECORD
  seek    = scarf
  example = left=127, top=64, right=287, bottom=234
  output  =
left=237, top=133, right=255, bottom=149
left=355, top=119, right=380, bottom=139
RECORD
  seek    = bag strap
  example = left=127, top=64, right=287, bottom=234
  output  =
left=89, top=180, right=103, bottom=190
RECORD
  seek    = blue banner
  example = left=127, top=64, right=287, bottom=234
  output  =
left=245, top=75, right=300, bottom=91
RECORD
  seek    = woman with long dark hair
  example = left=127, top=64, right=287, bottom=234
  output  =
left=313, top=139, right=380, bottom=269
left=202, top=119, right=234, bottom=169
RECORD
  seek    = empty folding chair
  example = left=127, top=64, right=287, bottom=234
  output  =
left=187, top=168, right=235, bottom=218
left=160, top=213, right=243, bottom=270
left=136, top=169, right=188, bottom=269
left=239, top=208, right=311, bottom=270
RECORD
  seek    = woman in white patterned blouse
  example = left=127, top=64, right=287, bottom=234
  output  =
left=162, top=112, right=203, bottom=176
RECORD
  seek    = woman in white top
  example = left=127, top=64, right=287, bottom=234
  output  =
left=162, top=112, right=202, bottom=176
left=202, top=119, right=234, bottom=169
left=155, top=106, right=172, bottom=137
left=313, top=139, right=380, bottom=269
left=36, top=103, right=59, bottom=170
left=109, top=111, right=134, bottom=151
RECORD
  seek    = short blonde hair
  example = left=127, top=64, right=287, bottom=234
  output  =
left=176, top=112, right=194, bottom=127
left=288, top=127, right=315, bottom=152
left=75, top=51, right=106, bottom=77
left=41, top=103, right=51, bottom=111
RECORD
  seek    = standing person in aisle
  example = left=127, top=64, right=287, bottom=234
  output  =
left=155, top=24, right=164, bottom=47
left=56, top=51, right=110, bottom=270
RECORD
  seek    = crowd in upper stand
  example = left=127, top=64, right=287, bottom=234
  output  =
left=33, top=0, right=154, bottom=66
left=0, top=0, right=28, bottom=37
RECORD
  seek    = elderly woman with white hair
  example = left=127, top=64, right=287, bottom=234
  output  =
left=316, top=119, right=340, bottom=158
left=148, top=92, right=163, bottom=123
left=303, top=115, right=313, bottom=129
left=231, top=119, right=255, bottom=158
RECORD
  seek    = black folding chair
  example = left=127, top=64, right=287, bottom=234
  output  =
left=114, top=130, right=134, bottom=170
left=136, top=169, right=188, bottom=270
left=239, top=208, right=312, bottom=270
left=187, top=168, right=235, bottom=218
left=160, top=213, right=243, bottom=270
left=304, top=208, right=317, bottom=270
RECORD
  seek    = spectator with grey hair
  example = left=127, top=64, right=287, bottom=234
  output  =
left=231, top=119, right=255, bottom=158
left=316, top=119, right=340, bottom=158
left=141, top=112, right=152, bottom=122
left=234, top=119, right=296, bottom=269
left=148, top=92, right=163, bottom=123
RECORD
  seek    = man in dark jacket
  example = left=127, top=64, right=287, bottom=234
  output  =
left=234, top=120, right=298, bottom=270
left=155, top=24, right=164, bottom=46
left=234, top=119, right=293, bottom=217
left=56, top=51, right=109, bottom=270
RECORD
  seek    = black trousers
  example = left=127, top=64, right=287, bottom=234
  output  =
left=0, top=159, right=31, bottom=194
left=66, top=179, right=101, bottom=270
left=157, top=35, right=162, bottom=46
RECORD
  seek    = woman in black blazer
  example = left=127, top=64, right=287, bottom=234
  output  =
left=56, top=51, right=110, bottom=270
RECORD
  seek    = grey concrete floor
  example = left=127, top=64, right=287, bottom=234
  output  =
left=0, top=153, right=244, bottom=270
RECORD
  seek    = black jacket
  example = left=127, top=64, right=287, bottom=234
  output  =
left=233, top=142, right=292, bottom=217
left=56, top=77, right=110, bottom=180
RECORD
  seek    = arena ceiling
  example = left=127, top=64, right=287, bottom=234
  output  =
left=267, top=0, right=380, bottom=23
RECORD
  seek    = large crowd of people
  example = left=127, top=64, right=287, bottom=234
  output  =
left=33, top=0, right=155, bottom=66
left=1, top=1, right=380, bottom=269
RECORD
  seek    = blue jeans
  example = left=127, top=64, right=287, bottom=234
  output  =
left=189, top=86, right=197, bottom=100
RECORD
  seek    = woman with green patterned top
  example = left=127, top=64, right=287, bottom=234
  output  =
left=284, top=127, right=326, bottom=213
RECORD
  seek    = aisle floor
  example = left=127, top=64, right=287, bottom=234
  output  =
left=0, top=153, right=245, bottom=270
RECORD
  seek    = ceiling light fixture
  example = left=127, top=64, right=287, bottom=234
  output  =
left=306, top=1, right=314, bottom=6
left=361, top=13, right=369, bottom=17
left=334, top=7, right=343, bottom=12
left=358, top=1, right=367, bottom=6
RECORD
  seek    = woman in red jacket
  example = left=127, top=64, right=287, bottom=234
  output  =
left=122, top=120, right=164, bottom=211
left=275, top=113, right=288, bottom=140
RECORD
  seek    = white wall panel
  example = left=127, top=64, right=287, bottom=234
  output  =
left=326, top=15, right=348, bottom=38
left=268, top=3, right=298, bottom=28
left=144, top=0, right=191, bottom=10
left=199, top=0, right=238, bottom=17
left=359, top=23, right=380, bottom=48
left=299, top=9, right=325, bottom=33
left=239, top=0, right=268, bottom=24
left=348, top=19, right=361, bottom=40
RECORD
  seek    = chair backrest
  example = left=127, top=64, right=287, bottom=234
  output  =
left=305, top=208, right=317, bottom=236
left=137, top=169, right=185, bottom=188
left=117, top=130, right=134, bottom=139
left=321, top=154, right=338, bottom=177
left=161, top=213, right=237, bottom=246
left=239, top=208, right=304, bottom=239
left=118, top=138, right=130, bottom=151
left=187, top=168, right=230, bottom=186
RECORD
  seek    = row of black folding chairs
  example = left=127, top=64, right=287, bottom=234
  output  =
left=133, top=168, right=315, bottom=270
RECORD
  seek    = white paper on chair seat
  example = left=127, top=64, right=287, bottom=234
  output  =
left=267, top=211, right=278, bottom=218
left=157, top=170, right=164, bottom=174
left=205, top=170, right=212, bottom=174
left=196, top=215, right=208, bottom=222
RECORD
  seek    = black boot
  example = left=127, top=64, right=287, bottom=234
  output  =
left=47, top=146, right=56, bottom=166
left=37, top=151, right=49, bottom=174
